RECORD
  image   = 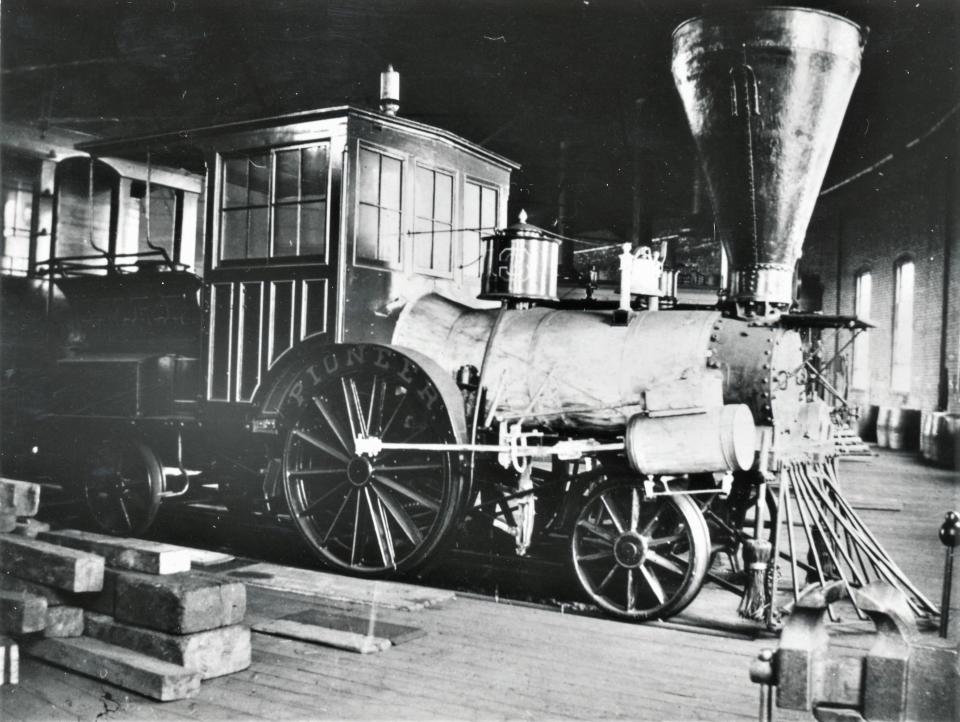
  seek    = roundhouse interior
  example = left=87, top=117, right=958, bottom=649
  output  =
left=0, top=2, right=958, bottom=720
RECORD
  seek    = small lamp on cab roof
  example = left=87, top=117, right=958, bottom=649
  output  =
left=380, top=65, right=400, bottom=116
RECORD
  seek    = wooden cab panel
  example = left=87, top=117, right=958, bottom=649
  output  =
left=200, top=115, right=349, bottom=405
left=339, top=111, right=514, bottom=345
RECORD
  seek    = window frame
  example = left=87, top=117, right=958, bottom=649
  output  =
left=890, top=255, right=914, bottom=394
left=216, top=140, right=332, bottom=267
left=412, top=162, right=456, bottom=279
left=462, top=177, right=501, bottom=279
left=353, top=142, right=406, bottom=272
left=851, top=268, right=872, bottom=390
left=132, top=180, right=182, bottom=262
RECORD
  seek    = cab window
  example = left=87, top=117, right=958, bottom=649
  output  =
left=356, top=147, right=403, bottom=266
left=219, top=142, right=329, bottom=263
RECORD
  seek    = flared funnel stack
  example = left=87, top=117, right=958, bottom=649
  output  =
left=672, top=7, right=864, bottom=313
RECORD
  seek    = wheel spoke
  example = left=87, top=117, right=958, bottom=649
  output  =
left=576, top=549, right=615, bottom=563
left=340, top=379, right=359, bottom=441
left=365, top=376, right=379, bottom=437
left=116, top=495, right=133, bottom=531
left=371, top=379, right=387, bottom=436
left=348, top=378, right=369, bottom=437
left=295, top=480, right=350, bottom=519
left=600, top=494, right=626, bottom=533
left=646, top=549, right=687, bottom=576
left=371, top=481, right=424, bottom=545
left=350, top=491, right=362, bottom=566
left=313, top=396, right=352, bottom=453
left=597, top=563, right=618, bottom=592
left=396, top=425, right=429, bottom=445
left=373, top=473, right=440, bottom=512
left=576, top=519, right=617, bottom=544
left=641, top=506, right=664, bottom=536
left=364, top=488, right=395, bottom=568
left=639, top=565, right=667, bottom=605
left=292, top=428, right=349, bottom=463
left=630, top=488, right=640, bottom=532
left=647, top=534, right=683, bottom=548
left=626, top=569, right=636, bottom=611
left=380, top=390, right=408, bottom=438
left=321, top=488, right=355, bottom=545
left=377, top=494, right=397, bottom=567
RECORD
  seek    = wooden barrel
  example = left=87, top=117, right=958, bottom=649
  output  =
left=920, top=410, right=939, bottom=461
left=888, top=408, right=921, bottom=451
left=942, top=414, right=960, bottom=470
left=857, top=404, right=879, bottom=442
left=876, top=407, right=892, bottom=448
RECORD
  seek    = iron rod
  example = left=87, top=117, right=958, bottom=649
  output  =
left=803, top=468, right=938, bottom=611
left=781, top=466, right=801, bottom=605
left=792, top=468, right=866, bottom=619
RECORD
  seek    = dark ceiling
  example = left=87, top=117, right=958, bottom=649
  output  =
left=2, top=0, right=958, bottom=237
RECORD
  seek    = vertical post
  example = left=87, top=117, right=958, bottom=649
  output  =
left=939, top=511, right=959, bottom=638
left=750, top=648, right=775, bottom=722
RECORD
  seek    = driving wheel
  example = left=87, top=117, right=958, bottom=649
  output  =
left=280, top=344, right=467, bottom=576
left=571, top=480, right=711, bottom=621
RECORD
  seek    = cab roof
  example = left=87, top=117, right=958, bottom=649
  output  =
left=77, top=105, right=519, bottom=175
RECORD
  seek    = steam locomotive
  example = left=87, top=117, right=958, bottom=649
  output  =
left=5, top=8, right=932, bottom=623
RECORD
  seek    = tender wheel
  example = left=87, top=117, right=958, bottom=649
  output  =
left=571, top=481, right=711, bottom=621
left=83, top=436, right=162, bottom=536
left=280, top=344, right=466, bottom=576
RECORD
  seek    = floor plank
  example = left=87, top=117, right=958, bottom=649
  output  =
left=11, top=447, right=953, bottom=720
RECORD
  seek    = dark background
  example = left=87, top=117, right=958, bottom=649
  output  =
left=3, top=0, right=957, bottom=239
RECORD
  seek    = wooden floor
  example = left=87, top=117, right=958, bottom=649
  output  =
left=2, top=448, right=957, bottom=721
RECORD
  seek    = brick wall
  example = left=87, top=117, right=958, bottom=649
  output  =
left=800, top=127, right=959, bottom=414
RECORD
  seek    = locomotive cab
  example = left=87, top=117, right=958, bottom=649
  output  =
left=38, top=102, right=516, bottom=539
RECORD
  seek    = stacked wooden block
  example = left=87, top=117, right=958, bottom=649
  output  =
left=0, top=479, right=251, bottom=700
left=0, top=477, right=49, bottom=538
left=0, top=477, right=61, bottom=685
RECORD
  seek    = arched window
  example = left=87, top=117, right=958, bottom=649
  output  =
left=852, top=269, right=872, bottom=389
left=891, top=257, right=914, bottom=393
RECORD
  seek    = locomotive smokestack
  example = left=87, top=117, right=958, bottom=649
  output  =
left=671, top=7, right=864, bottom=314
left=380, top=65, right=400, bottom=116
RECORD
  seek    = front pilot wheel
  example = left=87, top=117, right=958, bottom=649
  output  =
left=571, top=481, right=711, bottom=621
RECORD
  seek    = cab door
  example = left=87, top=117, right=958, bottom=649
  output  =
left=204, top=136, right=342, bottom=405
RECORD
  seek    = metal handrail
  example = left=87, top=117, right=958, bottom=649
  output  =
left=34, top=248, right=186, bottom=278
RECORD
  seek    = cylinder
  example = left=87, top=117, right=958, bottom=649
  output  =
left=876, top=407, right=892, bottom=448
left=379, top=65, right=400, bottom=115
left=480, top=226, right=559, bottom=302
left=625, top=404, right=756, bottom=475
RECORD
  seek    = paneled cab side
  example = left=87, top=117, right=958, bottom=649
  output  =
left=340, top=111, right=514, bottom=346
left=200, top=116, right=348, bottom=428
